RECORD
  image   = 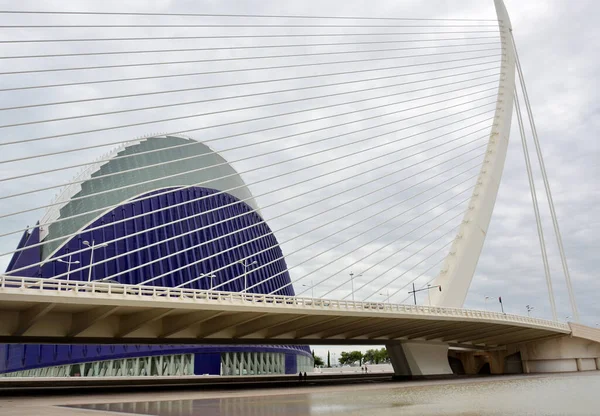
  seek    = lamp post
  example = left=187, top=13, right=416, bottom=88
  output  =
left=349, top=272, right=362, bottom=302
left=408, top=284, right=442, bottom=305
left=302, top=280, right=314, bottom=298
left=427, top=284, right=432, bottom=306
left=379, top=289, right=390, bottom=304
left=484, top=296, right=497, bottom=311
left=57, top=256, right=80, bottom=281
left=207, top=273, right=216, bottom=291
left=526, top=305, right=534, bottom=317
left=82, top=240, right=108, bottom=282
left=237, top=260, right=257, bottom=295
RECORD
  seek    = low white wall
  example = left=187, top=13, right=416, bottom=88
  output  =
left=526, top=359, right=578, bottom=373
left=313, top=364, right=393, bottom=374
left=577, top=358, right=597, bottom=371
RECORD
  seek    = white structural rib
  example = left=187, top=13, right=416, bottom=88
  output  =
left=429, top=0, right=516, bottom=308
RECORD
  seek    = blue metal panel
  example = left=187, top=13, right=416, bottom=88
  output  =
left=6, top=224, right=41, bottom=278
left=194, top=353, right=221, bottom=375
left=285, top=353, right=298, bottom=375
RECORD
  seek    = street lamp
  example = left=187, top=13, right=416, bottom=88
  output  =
left=427, top=284, right=432, bottom=306
left=237, top=259, right=257, bottom=295
left=408, top=283, right=441, bottom=305
left=484, top=296, right=497, bottom=310
left=379, top=289, right=391, bottom=304
left=526, top=305, right=534, bottom=317
left=56, top=256, right=80, bottom=281
left=207, top=273, right=217, bottom=291
left=82, top=240, right=108, bottom=282
left=349, top=272, right=362, bottom=302
left=302, top=280, right=314, bottom=298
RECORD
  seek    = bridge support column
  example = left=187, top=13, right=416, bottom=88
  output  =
left=386, top=341, right=452, bottom=378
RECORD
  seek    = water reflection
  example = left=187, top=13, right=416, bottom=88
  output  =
left=70, top=373, right=600, bottom=416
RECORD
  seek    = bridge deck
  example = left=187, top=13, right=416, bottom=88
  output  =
left=0, top=277, right=570, bottom=347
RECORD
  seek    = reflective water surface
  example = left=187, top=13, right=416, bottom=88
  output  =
left=70, top=373, right=600, bottom=416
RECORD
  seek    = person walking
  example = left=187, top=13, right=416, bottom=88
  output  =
left=303, top=371, right=307, bottom=382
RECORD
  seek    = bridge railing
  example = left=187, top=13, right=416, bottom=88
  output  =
left=0, top=275, right=569, bottom=332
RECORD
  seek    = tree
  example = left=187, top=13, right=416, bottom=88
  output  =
left=362, top=348, right=389, bottom=364
left=314, top=355, right=324, bottom=367
left=312, top=349, right=325, bottom=367
left=327, top=350, right=331, bottom=368
left=338, top=350, right=363, bottom=366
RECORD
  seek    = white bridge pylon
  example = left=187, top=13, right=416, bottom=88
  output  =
left=430, top=0, right=516, bottom=308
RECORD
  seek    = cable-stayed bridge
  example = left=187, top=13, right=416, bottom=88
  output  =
left=0, top=0, right=598, bottom=377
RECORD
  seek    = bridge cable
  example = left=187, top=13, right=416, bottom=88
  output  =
left=511, top=32, right=579, bottom=322
left=0, top=10, right=500, bottom=21
left=514, top=87, right=558, bottom=321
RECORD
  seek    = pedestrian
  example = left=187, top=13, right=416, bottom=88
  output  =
left=299, top=371, right=303, bottom=383
left=303, top=371, right=307, bottom=381
left=365, top=365, right=368, bottom=373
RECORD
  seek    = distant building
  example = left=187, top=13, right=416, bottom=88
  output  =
left=2, top=135, right=312, bottom=377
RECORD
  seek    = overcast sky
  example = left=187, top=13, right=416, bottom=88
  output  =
left=0, top=0, right=597, bottom=360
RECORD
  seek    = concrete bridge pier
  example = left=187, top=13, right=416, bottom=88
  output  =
left=386, top=341, right=453, bottom=378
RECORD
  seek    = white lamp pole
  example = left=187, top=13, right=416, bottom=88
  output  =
left=208, top=273, right=216, bottom=291
left=57, top=256, right=80, bottom=281
left=83, top=240, right=108, bottom=282
left=379, top=290, right=390, bottom=304
left=349, top=272, right=362, bottom=302
left=302, top=280, right=314, bottom=298
left=484, top=296, right=497, bottom=311
left=237, top=260, right=257, bottom=295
